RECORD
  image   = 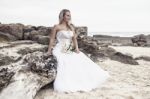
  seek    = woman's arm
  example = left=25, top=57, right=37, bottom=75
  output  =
left=47, top=25, right=57, bottom=54
left=72, top=29, right=80, bottom=53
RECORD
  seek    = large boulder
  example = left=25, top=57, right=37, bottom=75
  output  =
left=131, top=34, right=147, bottom=46
left=0, top=32, right=17, bottom=42
left=0, top=52, right=57, bottom=99
left=23, top=26, right=51, bottom=40
left=0, top=23, right=24, bottom=40
left=0, top=40, right=58, bottom=99
left=75, top=26, right=88, bottom=36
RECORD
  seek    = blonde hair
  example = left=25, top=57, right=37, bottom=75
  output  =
left=59, top=9, right=75, bottom=31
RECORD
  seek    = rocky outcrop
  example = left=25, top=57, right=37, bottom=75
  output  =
left=77, top=36, right=138, bottom=65
left=0, top=23, right=24, bottom=40
left=93, top=33, right=150, bottom=46
left=0, top=23, right=87, bottom=45
left=131, top=34, right=147, bottom=46
left=93, top=34, right=132, bottom=46
left=135, top=56, right=150, bottom=61
left=75, top=26, right=88, bottom=36
left=22, top=52, right=57, bottom=77
left=0, top=53, right=21, bottom=66
left=110, top=52, right=138, bottom=65
left=0, top=32, right=17, bottom=42
left=0, top=41, right=57, bottom=99
left=0, top=68, right=14, bottom=92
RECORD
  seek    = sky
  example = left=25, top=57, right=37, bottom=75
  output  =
left=0, top=0, right=150, bottom=36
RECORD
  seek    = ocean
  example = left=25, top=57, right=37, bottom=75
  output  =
left=88, top=32, right=150, bottom=37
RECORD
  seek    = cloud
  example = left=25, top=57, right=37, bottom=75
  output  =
left=0, top=0, right=150, bottom=34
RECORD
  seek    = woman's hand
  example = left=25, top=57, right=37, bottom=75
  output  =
left=46, top=51, right=52, bottom=56
left=75, top=49, right=80, bottom=54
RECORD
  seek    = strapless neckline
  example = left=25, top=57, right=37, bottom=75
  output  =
left=57, top=30, right=73, bottom=33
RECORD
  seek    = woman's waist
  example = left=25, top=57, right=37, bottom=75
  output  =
left=54, top=42, right=71, bottom=48
left=53, top=41, right=72, bottom=52
left=57, top=38, right=71, bottom=43
left=56, top=41, right=71, bottom=46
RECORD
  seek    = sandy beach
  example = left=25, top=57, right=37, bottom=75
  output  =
left=34, top=46, right=150, bottom=99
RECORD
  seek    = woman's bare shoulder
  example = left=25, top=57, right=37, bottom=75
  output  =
left=52, top=24, right=60, bottom=29
left=53, top=24, right=64, bottom=32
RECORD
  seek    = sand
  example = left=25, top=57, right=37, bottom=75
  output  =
left=110, top=46, right=150, bottom=58
left=34, top=46, right=150, bottom=99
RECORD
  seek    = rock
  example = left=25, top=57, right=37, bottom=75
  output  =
left=0, top=40, right=37, bottom=50
left=75, top=26, right=88, bottom=36
left=32, top=35, right=49, bottom=45
left=110, top=52, right=139, bottom=65
left=17, top=46, right=47, bottom=55
left=23, top=26, right=51, bottom=42
left=98, top=47, right=116, bottom=57
left=0, top=23, right=24, bottom=40
left=0, top=32, right=17, bottom=42
left=131, top=34, right=147, bottom=46
left=135, top=56, right=150, bottom=61
left=77, top=36, right=139, bottom=65
left=0, top=53, right=22, bottom=66
left=0, top=68, right=15, bottom=92
left=37, top=26, right=51, bottom=36
left=78, top=36, right=112, bottom=56
left=0, top=51, right=57, bottom=99
left=0, top=23, right=88, bottom=44
left=23, top=32, right=30, bottom=40
left=28, top=30, right=40, bottom=39
left=0, top=40, right=49, bottom=67
left=23, top=25, right=36, bottom=33
left=93, top=34, right=132, bottom=46
left=0, top=24, right=12, bottom=34
left=146, top=34, right=150, bottom=46
left=22, top=51, right=57, bottom=78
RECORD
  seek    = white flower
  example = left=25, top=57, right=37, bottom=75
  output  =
left=61, top=41, right=74, bottom=54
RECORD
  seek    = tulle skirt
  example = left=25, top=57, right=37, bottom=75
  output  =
left=52, top=46, right=110, bottom=93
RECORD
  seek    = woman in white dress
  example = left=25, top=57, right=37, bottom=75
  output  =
left=46, top=9, right=110, bottom=93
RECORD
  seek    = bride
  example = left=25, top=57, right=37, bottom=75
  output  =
left=46, top=9, right=110, bottom=93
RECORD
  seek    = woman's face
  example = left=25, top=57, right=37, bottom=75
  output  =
left=63, top=11, right=71, bottom=23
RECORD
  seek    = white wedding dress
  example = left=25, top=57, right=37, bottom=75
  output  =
left=52, top=30, right=110, bottom=93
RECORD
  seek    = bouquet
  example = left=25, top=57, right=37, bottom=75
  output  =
left=61, top=41, right=75, bottom=54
